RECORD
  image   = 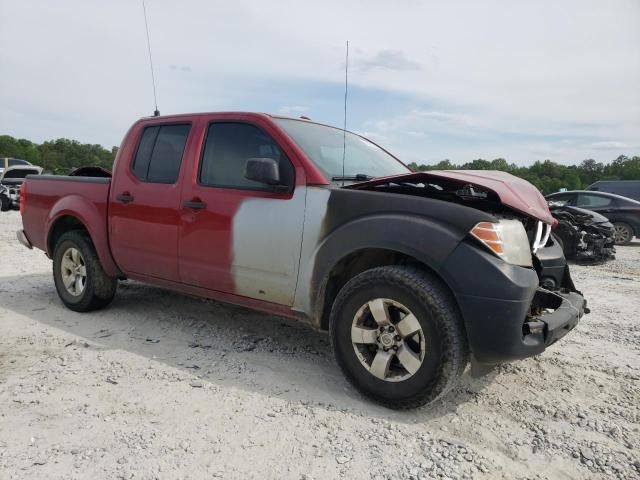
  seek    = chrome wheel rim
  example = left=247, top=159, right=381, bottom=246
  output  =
left=351, top=298, right=426, bottom=382
left=61, top=247, right=87, bottom=296
left=614, top=224, right=631, bottom=244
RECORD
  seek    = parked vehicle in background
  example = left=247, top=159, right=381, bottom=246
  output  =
left=0, top=165, right=42, bottom=211
left=17, top=112, right=587, bottom=408
left=586, top=180, right=640, bottom=201
left=0, top=157, right=33, bottom=176
left=546, top=190, right=640, bottom=245
left=68, top=166, right=112, bottom=177
left=548, top=203, right=615, bottom=263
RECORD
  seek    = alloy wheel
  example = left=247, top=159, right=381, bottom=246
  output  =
left=614, top=224, right=631, bottom=245
left=60, top=247, right=87, bottom=296
left=351, top=298, right=426, bottom=382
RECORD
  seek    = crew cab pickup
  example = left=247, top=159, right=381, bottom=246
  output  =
left=18, top=112, right=587, bottom=408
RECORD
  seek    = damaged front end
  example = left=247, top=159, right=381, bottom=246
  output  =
left=549, top=204, right=616, bottom=263
left=525, top=220, right=589, bottom=352
left=346, top=170, right=588, bottom=368
left=526, top=282, right=588, bottom=347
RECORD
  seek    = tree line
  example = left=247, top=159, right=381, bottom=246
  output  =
left=1, top=134, right=638, bottom=194
left=0, top=135, right=117, bottom=175
left=408, top=156, right=639, bottom=194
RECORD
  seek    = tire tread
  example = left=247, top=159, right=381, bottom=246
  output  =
left=53, top=230, right=117, bottom=312
left=329, top=265, right=468, bottom=409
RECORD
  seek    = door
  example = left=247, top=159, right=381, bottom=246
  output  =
left=178, top=121, right=305, bottom=306
left=109, top=123, right=191, bottom=280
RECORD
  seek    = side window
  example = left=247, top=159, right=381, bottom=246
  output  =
left=132, top=124, right=190, bottom=184
left=199, top=123, right=294, bottom=190
left=576, top=194, right=612, bottom=208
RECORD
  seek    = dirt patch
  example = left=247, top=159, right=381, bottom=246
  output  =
left=1, top=211, right=638, bottom=479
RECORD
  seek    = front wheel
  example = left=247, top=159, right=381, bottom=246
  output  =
left=329, top=266, right=468, bottom=409
left=53, top=230, right=117, bottom=312
left=613, top=222, right=633, bottom=245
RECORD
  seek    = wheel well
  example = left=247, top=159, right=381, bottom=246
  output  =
left=48, top=215, right=90, bottom=254
left=318, top=248, right=451, bottom=331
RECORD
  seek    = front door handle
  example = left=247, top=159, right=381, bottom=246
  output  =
left=116, top=192, right=134, bottom=203
left=183, top=199, right=206, bottom=210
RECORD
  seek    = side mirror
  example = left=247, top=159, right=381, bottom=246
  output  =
left=244, top=158, right=287, bottom=190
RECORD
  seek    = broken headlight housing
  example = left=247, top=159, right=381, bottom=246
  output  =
left=470, top=219, right=533, bottom=267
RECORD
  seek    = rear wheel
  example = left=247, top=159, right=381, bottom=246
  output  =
left=53, top=230, right=117, bottom=312
left=329, top=266, right=468, bottom=409
left=613, top=222, right=633, bottom=245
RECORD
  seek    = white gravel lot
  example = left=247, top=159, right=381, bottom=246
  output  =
left=0, top=210, right=638, bottom=480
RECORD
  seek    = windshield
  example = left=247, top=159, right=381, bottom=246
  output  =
left=8, top=159, right=31, bottom=167
left=273, top=118, right=410, bottom=180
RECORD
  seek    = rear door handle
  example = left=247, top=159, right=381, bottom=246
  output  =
left=183, top=199, right=206, bottom=210
left=116, top=193, right=134, bottom=203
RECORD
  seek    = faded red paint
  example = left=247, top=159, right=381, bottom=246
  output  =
left=109, top=113, right=319, bottom=296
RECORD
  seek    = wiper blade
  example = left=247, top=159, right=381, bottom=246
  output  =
left=331, top=174, right=374, bottom=181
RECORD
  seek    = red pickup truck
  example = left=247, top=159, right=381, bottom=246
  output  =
left=18, top=112, right=587, bottom=408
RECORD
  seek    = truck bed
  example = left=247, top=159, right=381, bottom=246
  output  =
left=21, top=175, right=111, bottom=255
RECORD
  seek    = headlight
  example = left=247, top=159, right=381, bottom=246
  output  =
left=470, top=219, right=532, bottom=267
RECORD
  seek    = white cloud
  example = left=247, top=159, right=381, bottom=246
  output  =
left=590, top=141, right=631, bottom=150
left=0, top=0, right=638, bottom=164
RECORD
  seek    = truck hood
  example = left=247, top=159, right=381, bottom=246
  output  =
left=346, top=170, right=555, bottom=224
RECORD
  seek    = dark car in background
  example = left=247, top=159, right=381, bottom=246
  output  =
left=587, top=180, right=640, bottom=201
left=546, top=190, right=640, bottom=245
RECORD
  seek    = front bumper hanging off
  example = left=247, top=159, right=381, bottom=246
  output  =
left=524, top=286, right=588, bottom=349
left=441, top=240, right=588, bottom=366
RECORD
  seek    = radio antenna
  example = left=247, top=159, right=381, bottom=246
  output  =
left=142, top=0, right=160, bottom=116
left=341, top=40, right=349, bottom=186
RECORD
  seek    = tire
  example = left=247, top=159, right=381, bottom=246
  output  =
left=0, top=195, right=9, bottom=212
left=613, top=222, right=633, bottom=246
left=329, top=266, right=468, bottom=409
left=52, top=230, right=117, bottom=312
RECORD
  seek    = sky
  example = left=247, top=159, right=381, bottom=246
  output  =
left=1, top=0, right=639, bottom=166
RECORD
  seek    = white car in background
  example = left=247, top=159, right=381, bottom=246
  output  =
left=0, top=157, right=34, bottom=176
left=0, top=162, right=43, bottom=211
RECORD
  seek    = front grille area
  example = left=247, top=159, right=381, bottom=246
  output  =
left=531, top=221, right=552, bottom=253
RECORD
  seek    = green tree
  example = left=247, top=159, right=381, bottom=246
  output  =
left=410, top=155, right=639, bottom=194
left=0, top=134, right=117, bottom=174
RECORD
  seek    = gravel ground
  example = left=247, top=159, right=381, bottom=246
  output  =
left=0, top=210, right=638, bottom=480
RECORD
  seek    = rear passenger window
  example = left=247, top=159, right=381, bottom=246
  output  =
left=199, top=122, right=294, bottom=190
left=132, top=124, right=190, bottom=183
left=577, top=194, right=613, bottom=208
